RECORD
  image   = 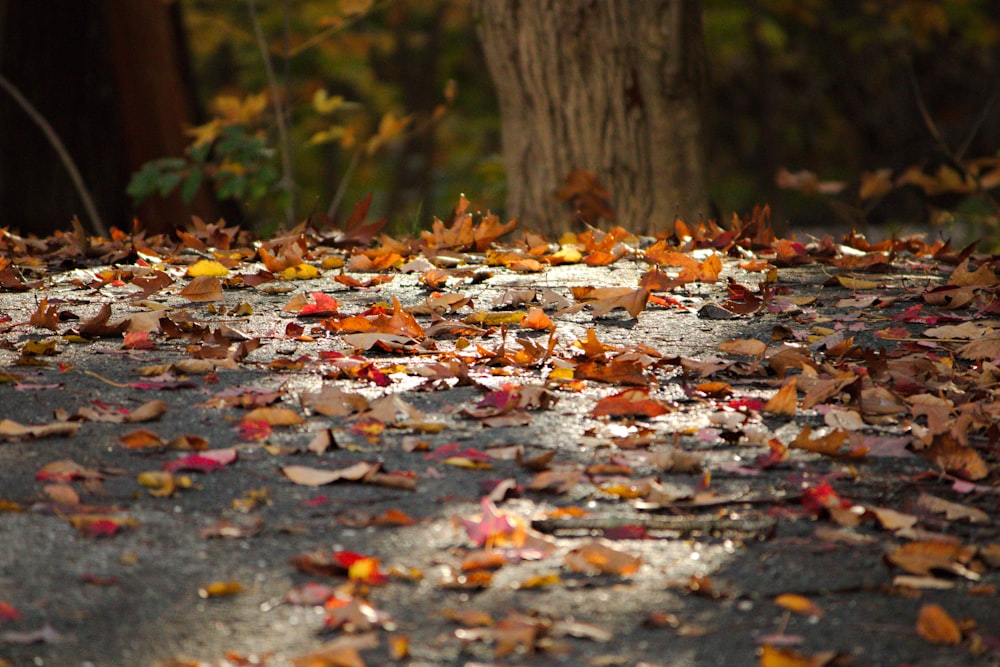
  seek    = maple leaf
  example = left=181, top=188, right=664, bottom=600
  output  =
left=592, top=388, right=670, bottom=418
left=78, top=303, right=129, bottom=338
left=556, top=168, right=615, bottom=223
left=461, top=497, right=521, bottom=548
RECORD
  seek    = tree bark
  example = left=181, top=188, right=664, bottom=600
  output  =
left=476, top=0, right=709, bottom=235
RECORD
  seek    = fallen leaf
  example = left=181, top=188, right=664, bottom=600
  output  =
left=774, top=594, right=823, bottom=617
left=759, top=644, right=837, bottom=667
left=765, top=377, right=798, bottom=416
left=242, top=407, right=304, bottom=426
left=282, top=462, right=378, bottom=486
left=0, top=419, right=79, bottom=441
left=179, top=275, right=223, bottom=302
left=915, top=603, right=962, bottom=645
left=563, top=539, right=641, bottom=576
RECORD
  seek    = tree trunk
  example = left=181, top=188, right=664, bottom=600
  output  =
left=476, top=0, right=708, bottom=236
left=0, top=0, right=217, bottom=237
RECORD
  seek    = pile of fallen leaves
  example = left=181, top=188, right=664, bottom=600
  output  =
left=0, top=197, right=997, bottom=666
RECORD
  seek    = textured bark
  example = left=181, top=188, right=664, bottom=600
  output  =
left=476, top=0, right=708, bottom=235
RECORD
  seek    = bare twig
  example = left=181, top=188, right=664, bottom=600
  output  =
left=905, top=56, right=1000, bottom=214
left=247, top=0, right=295, bottom=227
left=0, top=73, right=108, bottom=238
left=327, top=148, right=363, bottom=220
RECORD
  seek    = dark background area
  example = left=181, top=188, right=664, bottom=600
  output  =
left=1, top=0, right=999, bottom=241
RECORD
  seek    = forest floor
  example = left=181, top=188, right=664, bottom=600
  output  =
left=0, top=211, right=997, bottom=667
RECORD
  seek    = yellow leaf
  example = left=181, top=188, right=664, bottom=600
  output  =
left=549, top=246, right=583, bottom=264
left=835, top=276, right=880, bottom=290
left=21, top=340, right=58, bottom=356
left=198, top=580, right=243, bottom=598
left=307, top=126, right=347, bottom=146
left=210, top=93, right=267, bottom=124
left=281, top=264, right=321, bottom=280
left=137, top=471, right=176, bottom=497
left=367, top=112, right=411, bottom=155
left=312, top=89, right=346, bottom=115
left=516, top=573, right=561, bottom=589
left=186, top=259, right=229, bottom=278
left=548, top=367, right=574, bottom=381
left=464, top=310, right=527, bottom=326
left=442, top=457, right=494, bottom=470
left=185, top=119, right=221, bottom=148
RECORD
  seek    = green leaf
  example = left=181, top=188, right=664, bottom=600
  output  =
left=126, top=163, right=163, bottom=203
left=157, top=171, right=183, bottom=198
left=180, top=169, right=205, bottom=203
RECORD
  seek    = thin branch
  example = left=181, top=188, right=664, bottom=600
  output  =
left=0, top=73, right=108, bottom=238
left=247, top=0, right=295, bottom=227
left=327, top=148, right=363, bottom=220
left=905, top=56, right=1000, bottom=214
left=956, top=87, right=1000, bottom=161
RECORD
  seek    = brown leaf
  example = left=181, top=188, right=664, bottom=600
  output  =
left=916, top=493, right=989, bottom=523
left=885, top=540, right=979, bottom=579
left=127, top=399, right=168, bottom=423
left=0, top=419, right=80, bottom=441
left=301, top=385, right=369, bottom=417
left=179, top=275, right=223, bottom=302
left=590, top=287, right=649, bottom=319
left=925, top=434, right=989, bottom=481
left=29, top=299, right=60, bottom=331
left=78, top=303, right=129, bottom=338
left=555, top=168, right=615, bottom=222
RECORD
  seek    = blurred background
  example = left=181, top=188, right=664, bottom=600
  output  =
left=1, top=0, right=999, bottom=245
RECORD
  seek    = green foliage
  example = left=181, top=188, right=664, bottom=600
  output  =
left=130, top=0, right=998, bottom=245
left=127, top=124, right=278, bottom=208
left=129, top=0, right=497, bottom=234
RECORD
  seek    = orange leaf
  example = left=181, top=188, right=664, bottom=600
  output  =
left=118, top=428, right=166, bottom=450
left=592, top=388, right=670, bottom=418
left=916, top=603, right=962, bottom=645
left=242, top=407, right=304, bottom=426
left=520, top=307, right=553, bottom=330
left=564, top=540, right=641, bottom=576
left=760, top=644, right=837, bottom=667
left=765, top=377, right=798, bottom=416
left=774, top=593, right=823, bottom=617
